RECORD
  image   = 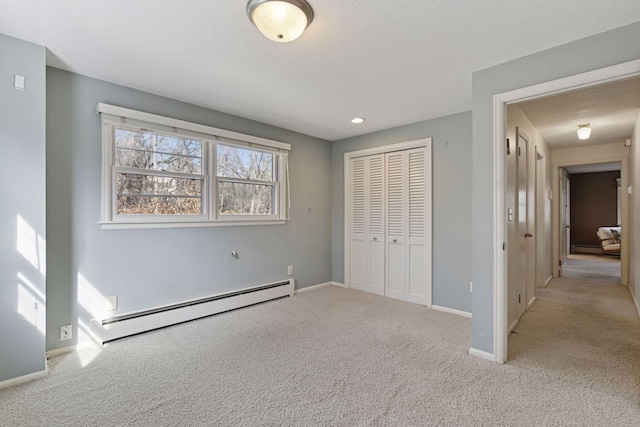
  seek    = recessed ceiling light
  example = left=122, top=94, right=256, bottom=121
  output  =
left=351, top=117, right=366, bottom=124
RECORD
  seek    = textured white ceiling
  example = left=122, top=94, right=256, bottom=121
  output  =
left=565, top=162, right=621, bottom=174
left=517, top=77, right=640, bottom=150
left=1, top=1, right=640, bottom=141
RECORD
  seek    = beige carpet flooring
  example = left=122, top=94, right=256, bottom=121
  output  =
left=561, top=254, right=621, bottom=283
left=508, top=257, right=640, bottom=421
left=1, top=276, right=639, bottom=426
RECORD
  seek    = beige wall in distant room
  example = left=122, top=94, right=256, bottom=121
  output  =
left=569, top=171, right=620, bottom=247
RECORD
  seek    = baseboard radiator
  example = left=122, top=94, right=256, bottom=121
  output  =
left=571, top=244, right=601, bottom=254
left=90, top=280, right=294, bottom=344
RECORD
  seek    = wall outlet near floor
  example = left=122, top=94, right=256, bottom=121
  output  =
left=60, top=325, right=72, bottom=340
left=287, top=265, right=294, bottom=276
left=106, top=295, right=118, bottom=311
left=470, top=281, right=473, bottom=293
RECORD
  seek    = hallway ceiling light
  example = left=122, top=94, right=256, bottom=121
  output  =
left=351, top=117, right=366, bottom=124
left=247, top=0, right=314, bottom=43
left=577, top=124, right=591, bottom=140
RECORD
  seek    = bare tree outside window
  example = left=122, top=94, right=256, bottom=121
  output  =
left=115, top=129, right=203, bottom=215
left=100, top=105, right=290, bottom=227
left=217, top=145, right=275, bottom=215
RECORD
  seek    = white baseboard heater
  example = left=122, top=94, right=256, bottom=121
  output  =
left=571, top=244, right=601, bottom=254
left=90, top=279, right=294, bottom=344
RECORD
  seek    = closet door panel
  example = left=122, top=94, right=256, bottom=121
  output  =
left=368, top=239, right=385, bottom=294
left=385, top=151, right=407, bottom=300
left=350, top=157, right=367, bottom=291
left=408, top=244, right=427, bottom=303
left=348, top=142, right=431, bottom=306
left=351, top=238, right=367, bottom=291
left=386, top=241, right=405, bottom=300
left=367, top=155, right=385, bottom=295
left=406, top=148, right=429, bottom=305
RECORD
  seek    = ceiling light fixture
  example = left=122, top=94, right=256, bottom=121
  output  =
left=577, top=124, right=591, bottom=140
left=247, top=0, right=314, bottom=43
left=351, top=117, right=366, bottom=124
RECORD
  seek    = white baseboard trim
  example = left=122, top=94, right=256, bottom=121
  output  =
left=629, top=286, right=640, bottom=318
left=0, top=363, right=48, bottom=390
left=331, top=281, right=346, bottom=288
left=527, top=296, right=537, bottom=309
left=468, top=347, right=496, bottom=362
left=544, top=275, right=552, bottom=286
left=295, top=281, right=344, bottom=294
left=46, top=344, right=78, bottom=359
left=508, top=318, right=519, bottom=333
left=431, top=305, right=472, bottom=318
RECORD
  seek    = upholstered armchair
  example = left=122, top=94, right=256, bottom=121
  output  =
left=596, top=227, right=621, bottom=256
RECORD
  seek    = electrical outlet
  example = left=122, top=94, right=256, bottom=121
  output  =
left=106, top=296, right=118, bottom=311
left=287, top=265, right=294, bottom=276
left=470, top=281, right=473, bottom=293
left=60, top=325, right=72, bottom=340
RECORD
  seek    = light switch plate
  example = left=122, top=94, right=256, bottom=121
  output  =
left=106, top=295, right=118, bottom=311
left=14, top=74, right=25, bottom=90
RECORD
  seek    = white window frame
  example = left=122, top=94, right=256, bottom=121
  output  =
left=98, top=103, right=290, bottom=230
left=215, top=144, right=281, bottom=221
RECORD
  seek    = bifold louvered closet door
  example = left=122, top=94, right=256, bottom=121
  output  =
left=348, top=144, right=431, bottom=305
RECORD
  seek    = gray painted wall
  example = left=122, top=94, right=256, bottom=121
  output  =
left=0, top=35, right=46, bottom=382
left=471, top=22, right=640, bottom=354
left=46, top=68, right=332, bottom=351
left=331, top=112, right=472, bottom=313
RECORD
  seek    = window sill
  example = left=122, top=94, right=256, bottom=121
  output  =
left=100, top=219, right=287, bottom=230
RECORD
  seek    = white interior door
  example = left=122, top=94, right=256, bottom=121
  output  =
left=346, top=139, right=432, bottom=307
left=560, top=168, right=569, bottom=275
left=406, top=148, right=429, bottom=305
left=385, top=151, right=406, bottom=301
left=350, top=155, right=384, bottom=295
left=368, top=155, right=385, bottom=295
left=566, top=177, right=571, bottom=257
left=350, top=157, right=367, bottom=291
left=516, top=133, right=528, bottom=318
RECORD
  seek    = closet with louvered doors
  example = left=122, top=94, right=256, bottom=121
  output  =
left=346, top=140, right=432, bottom=306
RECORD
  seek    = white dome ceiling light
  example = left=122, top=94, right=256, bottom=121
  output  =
left=577, top=124, right=591, bottom=140
left=247, top=0, right=314, bottom=43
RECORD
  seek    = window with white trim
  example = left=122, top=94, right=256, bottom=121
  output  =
left=99, top=104, right=290, bottom=229
left=217, top=145, right=276, bottom=216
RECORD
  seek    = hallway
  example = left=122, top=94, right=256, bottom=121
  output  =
left=507, top=255, right=640, bottom=407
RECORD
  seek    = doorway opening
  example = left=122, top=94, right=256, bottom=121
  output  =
left=492, top=59, right=640, bottom=363
left=559, top=163, right=622, bottom=284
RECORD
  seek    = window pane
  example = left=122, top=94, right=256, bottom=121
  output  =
left=115, top=129, right=202, bottom=174
left=117, top=196, right=202, bottom=215
left=218, top=182, right=274, bottom=215
left=117, top=173, right=202, bottom=197
left=217, top=145, right=273, bottom=181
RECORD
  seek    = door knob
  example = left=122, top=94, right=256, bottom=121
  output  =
left=373, top=237, right=377, bottom=241
left=524, top=232, right=533, bottom=238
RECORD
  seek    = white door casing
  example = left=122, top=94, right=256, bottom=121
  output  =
left=490, top=58, right=640, bottom=364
